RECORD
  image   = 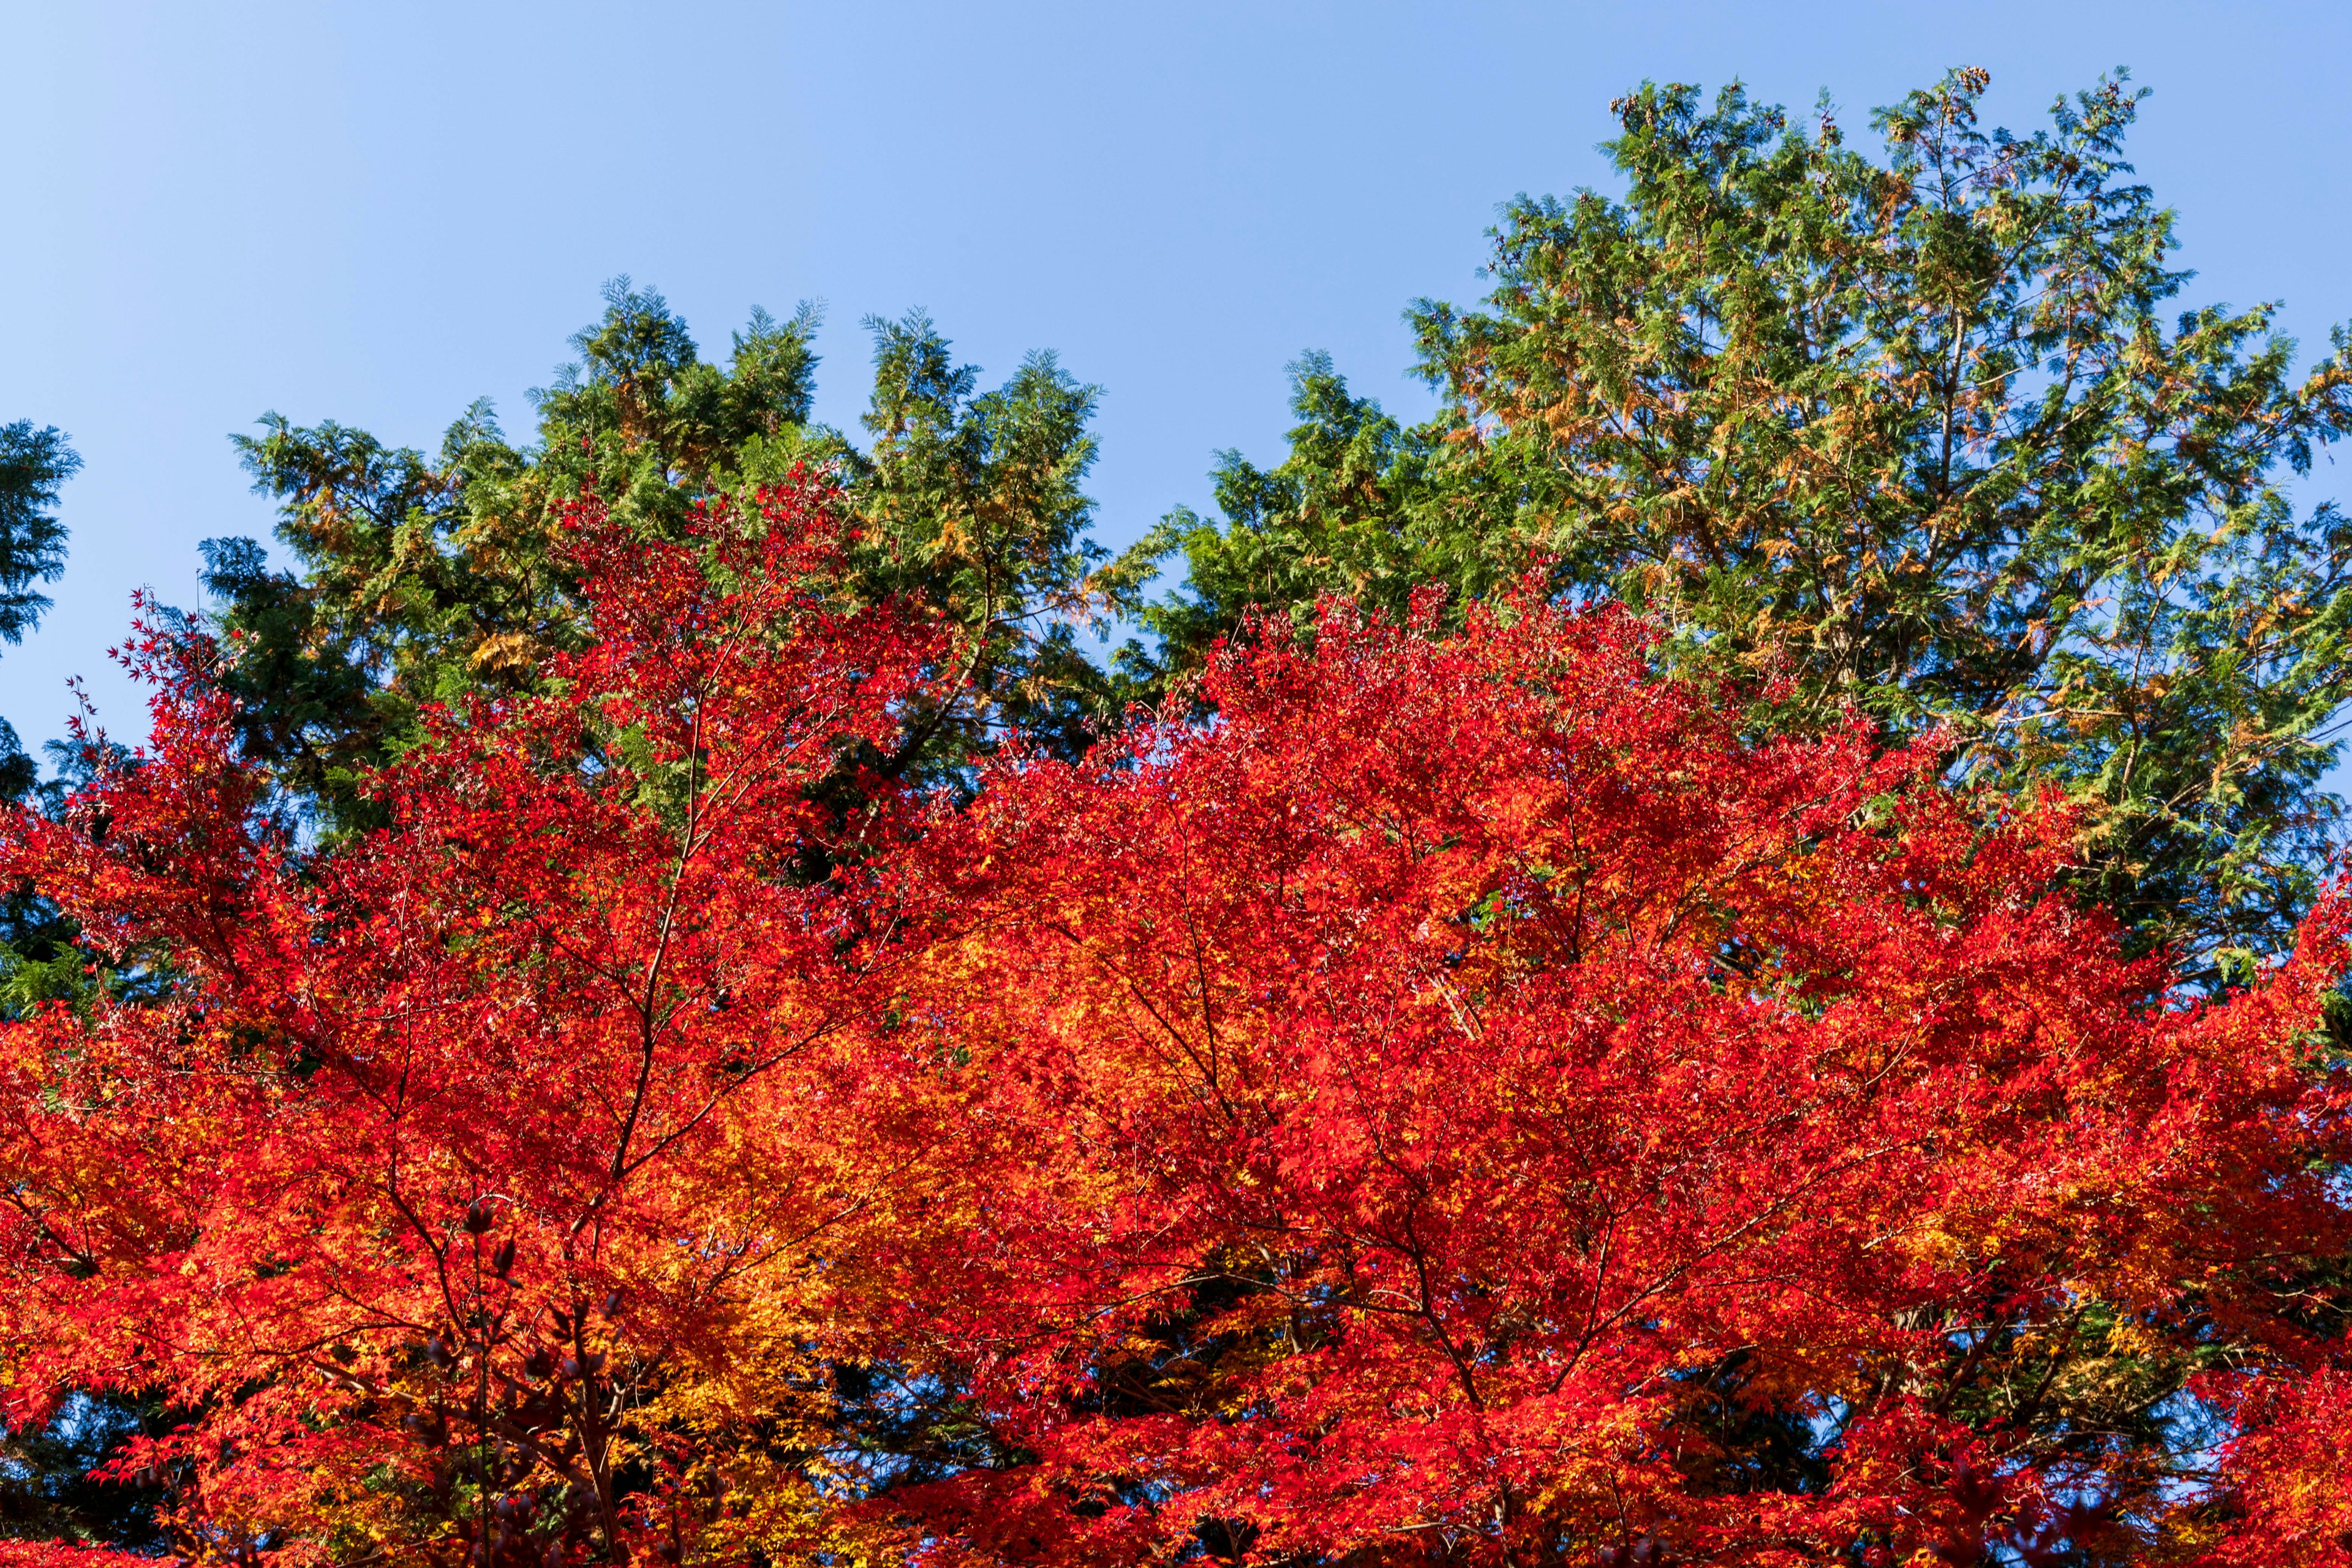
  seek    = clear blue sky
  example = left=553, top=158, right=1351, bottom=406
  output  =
left=7, top=0, right=2350, bottom=752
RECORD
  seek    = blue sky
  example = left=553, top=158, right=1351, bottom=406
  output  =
left=6, top=0, right=2350, bottom=752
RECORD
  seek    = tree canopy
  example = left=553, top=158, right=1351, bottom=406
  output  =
left=217, top=281, right=1149, bottom=829
left=0, top=423, right=77, bottom=654
left=1, top=481, right=2349, bottom=1565
left=1144, top=69, right=2352, bottom=971
left=12, top=62, right=2352, bottom=1568
left=0, top=421, right=78, bottom=801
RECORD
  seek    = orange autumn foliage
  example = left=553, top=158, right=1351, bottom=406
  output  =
left=2, top=493, right=2351, bottom=1564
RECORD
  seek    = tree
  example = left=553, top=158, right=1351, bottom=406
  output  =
left=1, top=500, right=2348, bottom=1562
left=0, top=425, right=100, bottom=1550
left=0, top=477, right=960, bottom=1565
left=219, top=281, right=1150, bottom=829
left=0, top=422, right=78, bottom=802
left=1142, top=69, right=2352, bottom=971
left=0, top=416, right=88, bottom=1025
left=870, top=587, right=2352, bottom=1566
left=0, top=423, right=76, bottom=657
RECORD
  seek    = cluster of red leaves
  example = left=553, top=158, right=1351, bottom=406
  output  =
left=868, top=590, right=2352, bottom=1566
left=2, top=486, right=2352, bottom=1565
left=0, top=483, right=951, bottom=1564
left=0, top=1547, right=157, bottom=1568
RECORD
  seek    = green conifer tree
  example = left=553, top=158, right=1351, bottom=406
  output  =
left=216, top=281, right=1153, bottom=829
left=1142, top=69, right=2352, bottom=971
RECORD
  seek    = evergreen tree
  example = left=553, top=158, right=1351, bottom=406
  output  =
left=0, top=423, right=75, bottom=652
left=217, top=280, right=1150, bottom=827
left=1144, top=69, right=2352, bottom=971
left=0, top=421, right=80, bottom=1015
left=0, top=422, right=77, bottom=802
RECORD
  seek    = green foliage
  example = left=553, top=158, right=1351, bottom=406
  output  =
left=850, top=311, right=1153, bottom=770
left=1145, top=69, right=2352, bottom=968
left=0, top=421, right=81, bottom=1033
left=218, top=281, right=1144, bottom=827
left=0, top=420, right=80, bottom=805
left=1134, top=350, right=1502, bottom=672
left=0, top=422, right=77, bottom=652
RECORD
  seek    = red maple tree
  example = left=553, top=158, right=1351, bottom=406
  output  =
left=0, top=480, right=951, bottom=1565
left=869, top=590, right=2352, bottom=1566
left=2, top=519, right=2350, bottom=1565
